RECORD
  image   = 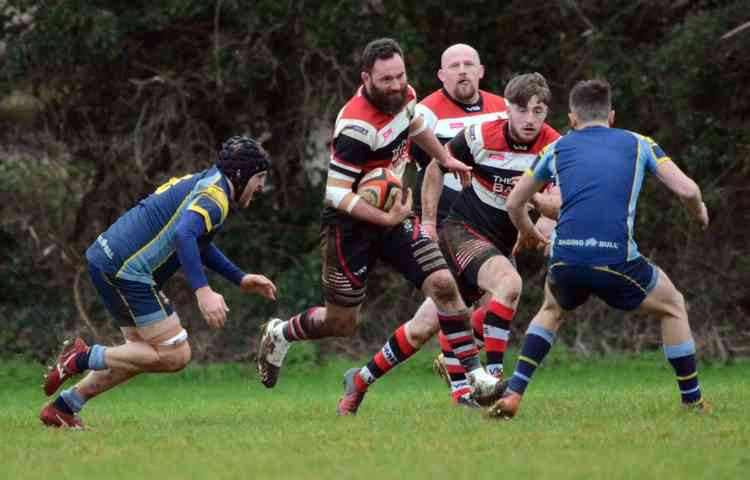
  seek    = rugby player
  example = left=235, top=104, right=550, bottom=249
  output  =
left=256, top=38, right=502, bottom=411
left=337, top=72, right=561, bottom=412
left=491, top=78, right=711, bottom=418
left=40, top=136, right=278, bottom=428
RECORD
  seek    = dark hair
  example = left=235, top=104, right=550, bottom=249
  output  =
left=361, top=38, right=404, bottom=73
left=216, top=136, right=270, bottom=200
left=569, top=79, right=611, bottom=123
left=504, top=72, right=551, bottom=107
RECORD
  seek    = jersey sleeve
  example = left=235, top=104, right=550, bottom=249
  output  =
left=187, top=184, right=229, bottom=233
left=639, top=134, right=671, bottom=173
left=529, top=142, right=557, bottom=182
left=447, top=126, right=477, bottom=168
left=410, top=103, right=438, bottom=168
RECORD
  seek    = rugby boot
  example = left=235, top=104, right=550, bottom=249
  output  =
left=257, top=318, right=290, bottom=388
left=336, top=368, right=367, bottom=416
left=451, top=386, right=481, bottom=409
left=685, top=398, right=714, bottom=414
left=467, top=368, right=508, bottom=406
left=43, top=337, right=90, bottom=396
left=487, top=390, right=522, bottom=419
left=432, top=353, right=451, bottom=387
left=39, top=403, right=85, bottom=430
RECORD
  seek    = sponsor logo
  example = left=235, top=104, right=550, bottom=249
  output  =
left=391, top=139, right=409, bottom=171
left=449, top=122, right=465, bottom=129
left=491, top=175, right=515, bottom=198
left=96, top=235, right=114, bottom=260
left=557, top=237, right=620, bottom=249
left=465, top=105, right=481, bottom=112
left=488, top=153, right=506, bottom=162
left=354, top=265, right=368, bottom=276
left=382, top=127, right=393, bottom=140
left=344, top=124, right=368, bottom=136
left=383, top=344, right=397, bottom=365
left=468, top=125, right=477, bottom=141
left=509, top=141, right=530, bottom=151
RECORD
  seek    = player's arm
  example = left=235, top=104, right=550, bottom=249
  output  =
left=410, top=116, right=471, bottom=175
left=655, top=160, right=709, bottom=229
left=507, top=172, right=550, bottom=253
left=326, top=131, right=410, bottom=227
left=173, top=208, right=229, bottom=328
left=420, top=159, right=443, bottom=240
left=199, top=244, right=277, bottom=300
left=530, top=185, right=561, bottom=219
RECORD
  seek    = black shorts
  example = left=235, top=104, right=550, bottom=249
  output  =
left=321, top=215, right=448, bottom=307
left=439, top=219, right=514, bottom=305
left=547, top=257, right=659, bottom=311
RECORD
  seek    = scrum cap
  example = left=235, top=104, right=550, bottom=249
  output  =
left=216, top=136, right=270, bottom=200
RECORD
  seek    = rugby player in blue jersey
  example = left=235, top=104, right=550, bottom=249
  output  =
left=491, top=79, right=710, bottom=418
left=40, top=136, right=278, bottom=428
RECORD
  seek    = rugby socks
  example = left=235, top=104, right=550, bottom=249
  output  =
left=54, top=387, right=86, bottom=414
left=438, top=331, right=471, bottom=401
left=355, top=325, right=418, bottom=392
left=483, top=300, right=515, bottom=377
left=281, top=307, right=325, bottom=341
left=471, top=307, right=485, bottom=349
left=438, top=308, right=481, bottom=371
left=74, top=344, right=107, bottom=372
left=507, top=324, right=556, bottom=396
left=664, top=340, right=702, bottom=404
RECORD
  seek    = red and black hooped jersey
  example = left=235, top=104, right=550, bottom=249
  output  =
left=324, top=85, right=417, bottom=222
left=448, top=119, right=560, bottom=248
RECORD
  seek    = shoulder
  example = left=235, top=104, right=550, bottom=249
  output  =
left=531, top=124, right=562, bottom=152
left=479, top=118, right=508, bottom=149
left=479, top=90, right=508, bottom=113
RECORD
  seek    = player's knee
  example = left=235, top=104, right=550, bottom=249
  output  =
left=426, top=270, right=460, bottom=305
left=489, top=270, right=522, bottom=305
left=329, top=311, right=359, bottom=337
left=406, top=317, right=439, bottom=346
left=157, top=341, right=192, bottom=372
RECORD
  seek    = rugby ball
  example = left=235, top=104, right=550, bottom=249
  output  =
left=357, top=168, right=402, bottom=211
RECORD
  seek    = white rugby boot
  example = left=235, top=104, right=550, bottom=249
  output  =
left=257, top=318, right=291, bottom=388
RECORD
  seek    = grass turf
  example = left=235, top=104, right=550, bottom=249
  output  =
left=2, top=347, right=748, bottom=479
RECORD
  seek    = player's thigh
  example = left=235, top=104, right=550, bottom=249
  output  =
left=380, top=215, right=448, bottom=291
left=319, top=222, right=375, bottom=308
left=88, top=263, right=175, bottom=330
left=592, top=258, right=659, bottom=311
left=636, top=264, right=686, bottom=318
left=437, top=220, right=500, bottom=305
left=476, top=254, right=520, bottom=295
left=546, top=263, right=591, bottom=311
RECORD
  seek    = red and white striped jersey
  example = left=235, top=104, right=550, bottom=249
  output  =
left=448, top=119, right=560, bottom=248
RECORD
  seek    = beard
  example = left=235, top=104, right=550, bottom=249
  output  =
left=451, top=81, right=477, bottom=103
left=368, top=82, right=408, bottom=114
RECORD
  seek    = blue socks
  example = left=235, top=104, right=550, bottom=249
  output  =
left=54, top=387, right=86, bottom=414
left=664, top=340, right=702, bottom=404
left=74, top=344, right=108, bottom=372
left=507, top=324, right=556, bottom=396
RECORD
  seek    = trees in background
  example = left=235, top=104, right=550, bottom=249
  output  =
left=1, top=0, right=748, bottom=360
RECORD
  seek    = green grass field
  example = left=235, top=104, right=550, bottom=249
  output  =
left=2, top=347, right=748, bottom=480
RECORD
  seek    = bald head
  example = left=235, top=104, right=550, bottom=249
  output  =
left=438, top=44, right=484, bottom=104
left=441, top=44, right=481, bottom=68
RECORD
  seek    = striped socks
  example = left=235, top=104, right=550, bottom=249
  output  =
left=507, top=324, right=556, bottom=396
left=483, top=300, right=515, bottom=377
left=355, top=325, right=418, bottom=392
left=664, top=339, right=702, bottom=404
left=282, top=307, right=325, bottom=341
left=437, top=308, right=480, bottom=371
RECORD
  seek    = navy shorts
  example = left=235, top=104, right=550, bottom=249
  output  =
left=547, top=257, right=659, bottom=311
left=89, top=263, right=174, bottom=328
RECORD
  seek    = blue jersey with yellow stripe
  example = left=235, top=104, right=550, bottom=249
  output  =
left=530, top=126, right=670, bottom=265
left=86, top=166, right=231, bottom=285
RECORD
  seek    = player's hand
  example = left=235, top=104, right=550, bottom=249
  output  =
left=454, top=170, right=472, bottom=188
left=421, top=219, right=438, bottom=241
left=512, top=226, right=549, bottom=257
left=385, top=188, right=412, bottom=226
left=696, top=201, right=709, bottom=230
left=240, top=274, right=278, bottom=300
left=195, top=286, right=229, bottom=329
left=439, top=148, right=472, bottom=175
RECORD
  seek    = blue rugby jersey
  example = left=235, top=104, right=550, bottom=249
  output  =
left=86, top=166, right=231, bottom=285
left=529, top=126, right=671, bottom=265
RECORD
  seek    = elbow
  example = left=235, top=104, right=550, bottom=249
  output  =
left=676, top=180, right=701, bottom=202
